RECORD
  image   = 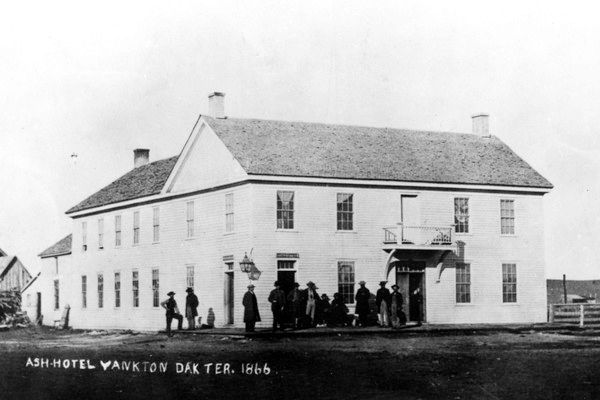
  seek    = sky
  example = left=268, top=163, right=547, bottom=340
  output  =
left=0, top=1, right=598, bottom=279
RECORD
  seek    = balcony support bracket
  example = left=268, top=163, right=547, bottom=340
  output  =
left=435, top=250, right=452, bottom=283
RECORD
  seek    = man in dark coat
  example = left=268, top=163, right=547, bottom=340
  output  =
left=355, top=281, right=371, bottom=327
left=242, top=284, right=260, bottom=332
left=185, top=287, right=199, bottom=330
left=390, top=284, right=405, bottom=328
left=376, top=281, right=392, bottom=327
left=160, top=291, right=183, bottom=336
left=268, top=281, right=286, bottom=332
left=411, top=287, right=423, bottom=326
left=287, top=282, right=303, bottom=329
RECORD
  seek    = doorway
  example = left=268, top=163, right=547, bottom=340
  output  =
left=36, top=292, right=41, bottom=325
left=395, top=261, right=425, bottom=322
left=277, top=260, right=297, bottom=326
left=224, top=271, right=234, bottom=324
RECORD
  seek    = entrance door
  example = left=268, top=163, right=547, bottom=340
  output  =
left=36, top=292, right=41, bottom=324
left=224, top=272, right=234, bottom=324
left=408, top=273, right=424, bottom=322
left=277, top=264, right=296, bottom=326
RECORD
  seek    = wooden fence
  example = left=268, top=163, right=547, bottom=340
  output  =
left=548, top=304, right=600, bottom=327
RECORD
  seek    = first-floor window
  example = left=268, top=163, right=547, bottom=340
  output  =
left=114, top=272, right=121, bottom=308
left=455, top=263, right=471, bottom=303
left=152, top=269, right=159, bottom=307
left=53, top=280, right=59, bottom=310
left=337, top=261, right=355, bottom=304
left=132, top=270, right=139, bottom=307
left=81, top=275, right=87, bottom=308
left=502, top=263, right=517, bottom=303
left=97, top=274, right=104, bottom=308
left=186, top=265, right=194, bottom=288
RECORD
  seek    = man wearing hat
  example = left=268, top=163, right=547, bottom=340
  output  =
left=304, top=281, right=319, bottom=327
left=160, top=291, right=183, bottom=336
left=242, top=283, right=260, bottom=332
left=355, top=281, right=371, bottom=327
left=287, top=282, right=303, bottom=329
left=376, top=281, right=392, bottom=327
left=185, top=287, right=199, bottom=330
left=268, top=281, right=286, bottom=332
left=390, top=284, right=404, bottom=328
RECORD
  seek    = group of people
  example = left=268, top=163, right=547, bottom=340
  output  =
left=162, top=280, right=422, bottom=334
left=242, top=279, right=421, bottom=333
left=161, top=288, right=215, bottom=336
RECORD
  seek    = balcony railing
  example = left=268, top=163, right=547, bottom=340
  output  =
left=383, top=225, right=453, bottom=246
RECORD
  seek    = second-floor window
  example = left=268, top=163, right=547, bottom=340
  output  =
left=97, top=274, right=104, bottom=308
left=225, top=193, right=234, bottom=232
left=82, top=221, right=87, bottom=251
left=338, top=261, right=355, bottom=304
left=153, top=207, right=160, bottom=242
left=81, top=275, right=87, bottom=308
left=98, top=218, right=104, bottom=249
left=186, top=265, right=194, bottom=288
left=454, top=198, right=469, bottom=233
left=277, top=191, right=294, bottom=229
left=114, top=272, right=121, bottom=308
left=132, top=270, right=139, bottom=307
left=500, top=200, right=515, bottom=235
left=456, top=263, right=471, bottom=303
left=115, top=215, right=122, bottom=247
left=133, top=211, right=140, bottom=245
left=337, top=193, right=354, bottom=230
left=186, top=201, right=195, bottom=238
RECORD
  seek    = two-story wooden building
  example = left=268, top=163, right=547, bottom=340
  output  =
left=43, top=92, right=552, bottom=330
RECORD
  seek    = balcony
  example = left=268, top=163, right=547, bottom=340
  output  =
left=383, top=224, right=455, bottom=250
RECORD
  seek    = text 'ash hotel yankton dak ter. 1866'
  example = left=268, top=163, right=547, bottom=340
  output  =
left=37, top=92, right=552, bottom=331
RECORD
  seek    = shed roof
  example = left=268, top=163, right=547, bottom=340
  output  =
left=38, top=234, right=73, bottom=258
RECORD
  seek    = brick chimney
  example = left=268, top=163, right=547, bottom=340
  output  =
left=472, top=113, right=490, bottom=137
left=133, top=149, right=150, bottom=168
left=208, top=92, right=226, bottom=119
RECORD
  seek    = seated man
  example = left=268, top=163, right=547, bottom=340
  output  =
left=328, top=293, right=354, bottom=327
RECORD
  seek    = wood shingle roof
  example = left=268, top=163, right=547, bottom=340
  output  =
left=38, top=234, right=72, bottom=258
left=66, top=117, right=552, bottom=214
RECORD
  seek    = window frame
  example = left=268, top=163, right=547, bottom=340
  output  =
left=153, top=207, right=160, bottom=243
left=500, top=199, right=515, bottom=235
left=114, top=215, right=122, bottom=247
left=133, top=211, right=140, bottom=245
left=132, top=270, right=139, bottom=308
left=454, top=197, right=470, bottom=234
left=82, top=221, right=87, bottom=251
left=186, top=264, right=195, bottom=289
left=114, top=272, right=121, bottom=308
left=98, top=218, right=104, bottom=249
left=186, top=201, right=195, bottom=238
left=152, top=269, right=159, bottom=307
left=502, top=263, right=517, bottom=303
left=455, top=263, right=471, bottom=303
left=337, top=261, right=355, bottom=304
left=81, top=275, right=87, bottom=308
left=225, top=193, right=234, bottom=233
left=276, top=191, right=295, bottom=230
left=97, top=273, right=104, bottom=308
left=336, top=193, right=354, bottom=231
left=53, top=279, right=59, bottom=310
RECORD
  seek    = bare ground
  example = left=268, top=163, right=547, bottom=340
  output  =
left=1, top=326, right=599, bottom=399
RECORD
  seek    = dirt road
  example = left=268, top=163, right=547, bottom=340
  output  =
left=1, top=327, right=599, bottom=399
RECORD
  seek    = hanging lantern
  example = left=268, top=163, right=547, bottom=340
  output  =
left=248, top=263, right=262, bottom=281
left=239, top=252, right=254, bottom=273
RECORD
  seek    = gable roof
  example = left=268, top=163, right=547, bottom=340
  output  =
left=66, top=116, right=552, bottom=214
left=67, top=157, right=178, bottom=213
left=206, top=117, right=553, bottom=188
left=0, top=256, right=17, bottom=277
left=38, top=234, right=73, bottom=258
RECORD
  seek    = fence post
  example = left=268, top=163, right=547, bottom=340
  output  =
left=580, top=304, right=584, bottom=328
left=549, top=305, right=554, bottom=323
